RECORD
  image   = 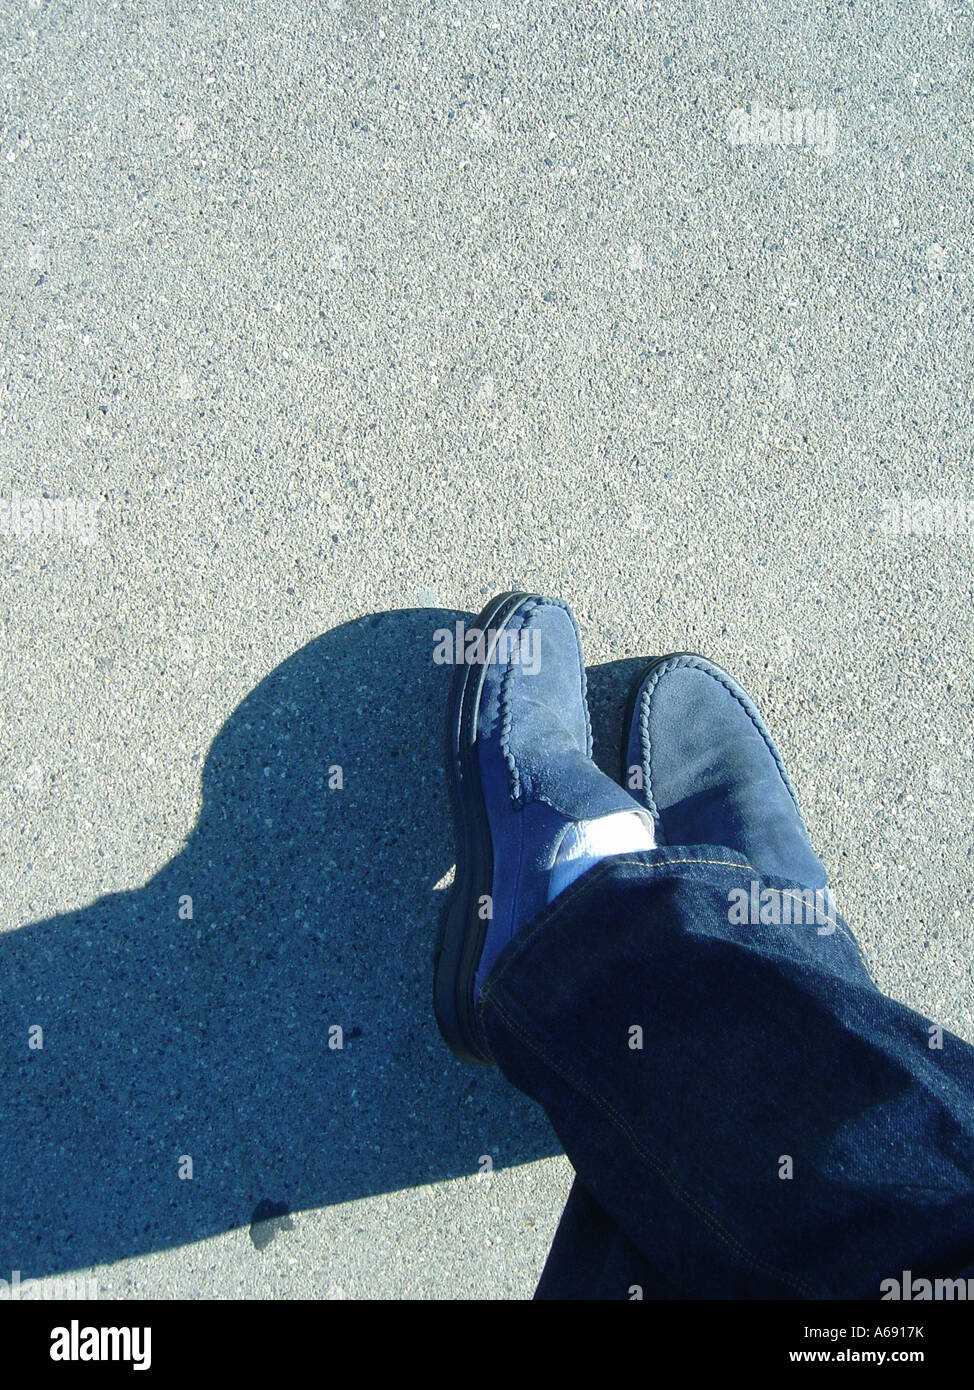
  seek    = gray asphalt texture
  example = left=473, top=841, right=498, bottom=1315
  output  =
left=1, top=0, right=972, bottom=1299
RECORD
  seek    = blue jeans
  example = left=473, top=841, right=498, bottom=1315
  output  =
left=478, top=846, right=974, bottom=1299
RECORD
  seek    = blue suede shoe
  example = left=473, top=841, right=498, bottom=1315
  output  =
left=621, top=653, right=827, bottom=888
left=435, top=592, right=648, bottom=1064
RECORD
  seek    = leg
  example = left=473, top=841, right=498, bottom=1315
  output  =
left=434, top=594, right=974, bottom=1298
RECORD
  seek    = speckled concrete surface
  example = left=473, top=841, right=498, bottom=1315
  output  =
left=1, top=0, right=972, bottom=1298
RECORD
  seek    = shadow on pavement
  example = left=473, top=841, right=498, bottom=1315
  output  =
left=0, top=606, right=645, bottom=1277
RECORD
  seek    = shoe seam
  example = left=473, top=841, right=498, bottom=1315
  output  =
left=638, top=656, right=804, bottom=825
left=499, top=596, right=590, bottom=806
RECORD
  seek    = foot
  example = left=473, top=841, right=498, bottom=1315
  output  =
left=435, top=592, right=651, bottom=1063
left=621, top=653, right=827, bottom=888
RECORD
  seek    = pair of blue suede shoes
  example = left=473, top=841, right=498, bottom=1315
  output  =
left=433, top=592, right=829, bottom=1065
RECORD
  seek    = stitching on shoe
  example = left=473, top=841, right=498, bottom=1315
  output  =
left=639, top=655, right=805, bottom=823
left=498, top=596, right=587, bottom=805
left=483, top=990, right=821, bottom=1298
left=635, top=662, right=868, bottom=963
left=498, top=655, right=521, bottom=804
left=637, top=685, right=660, bottom=823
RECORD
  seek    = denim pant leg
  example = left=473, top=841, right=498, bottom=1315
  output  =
left=532, top=1174, right=678, bottom=1299
left=478, top=846, right=974, bottom=1299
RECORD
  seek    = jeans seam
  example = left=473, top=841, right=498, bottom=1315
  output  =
left=484, top=990, right=821, bottom=1299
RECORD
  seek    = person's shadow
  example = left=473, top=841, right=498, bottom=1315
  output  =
left=0, top=607, right=645, bottom=1279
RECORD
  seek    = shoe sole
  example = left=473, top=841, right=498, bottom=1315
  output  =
left=434, top=591, right=536, bottom=1065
